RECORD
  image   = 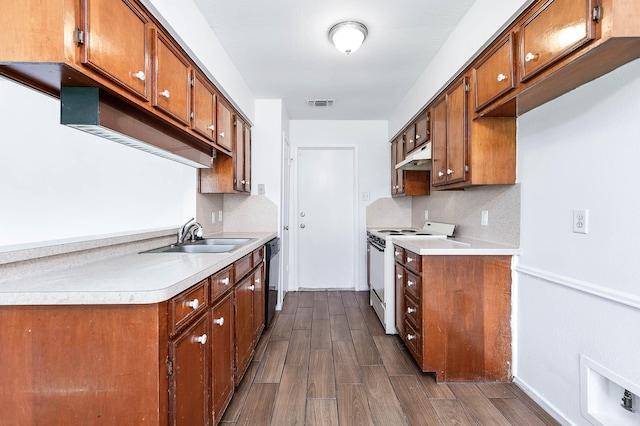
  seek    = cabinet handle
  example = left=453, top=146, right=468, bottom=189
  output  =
left=407, top=333, right=416, bottom=341
left=407, top=307, right=416, bottom=314
left=438, top=171, right=444, bottom=177
left=497, top=73, right=507, bottom=82
left=416, top=134, right=421, bottom=139
left=207, top=124, right=215, bottom=131
left=525, top=52, right=538, bottom=62
left=255, top=278, right=260, bottom=284
left=407, top=280, right=415, bottom=287
left=185, top=298, right=200, bottom=310
left=394, top=251, right=400, bottom=256
left=397, top=273, right=403, bottom=279
left=219, top=131, right=225, bottom=138
left=220, top=277, right=229, bottom=286
left=241, top=180, right=246, bottom=185
left=193, top=333, right=207, bottom=345
left=447, top=168, right=453, bottom=175
left=160, top=89, right=170, bottom=98
left=214, top=317, right=225, bottom=326
left=133, top=70, right=146, bottom=81
left=409, top=138, right=414, bottom=143
left=407, top=258, right=414, bottom=263
left=249, top=285, right=255, bottom=291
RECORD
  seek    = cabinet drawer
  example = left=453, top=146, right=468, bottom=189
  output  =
left=234, top=253, right=253, bottom=283
left=414, top=111, right=430, bottom=148
left=404, top=319, right=422, bottom=360
left=393, top=245, right=404, bottom=263
left=252, top=247, right=264, bottom=265
left=170, top=279, right=209, bottom=336
left=211, top=265, right=233, bottom=301
left=519, top=0, right=596, bottom=82
left=404, top=250, right=421, bottom=273
left=404, top=270, right=421, bottom=300
left=404, top=293, right=421, bottom=328
left=473, top=33, right=515, bottom=111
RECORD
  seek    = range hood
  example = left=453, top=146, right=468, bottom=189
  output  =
left=60, top=87, right=213, bottom=168
left=395, top=142, right=432, bottom=171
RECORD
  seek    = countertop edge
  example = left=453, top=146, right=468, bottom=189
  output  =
left=392, top=236, right=520, bottom=256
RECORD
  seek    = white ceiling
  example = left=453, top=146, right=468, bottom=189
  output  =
left=192, top=0, right=476, bottom=120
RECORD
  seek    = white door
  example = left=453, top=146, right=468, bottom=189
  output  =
left=296, top=147, right=356, bottom=289
left=279, top=134, right=291, bottom=305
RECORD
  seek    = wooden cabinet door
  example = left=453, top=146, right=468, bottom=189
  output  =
left=216, top=99, right=233, bottom=152
left=211, top=292, right=234, bottom=424
left=395, top=136, right=405, bottom=195
left=391, top=141, right=398, bottom=195
left=431, top=96, right=447, bottom=187
left=473, top=33, right=515, bottom=111
left=234, top=276, right=254, bottom=385
left=405, top=124, right=416, bottom=154
left=520, top=0, right=596, bottom=81
left=82, top=0, right=149, bottom=99
left=444, top=77, right=468, bottom=185
left=169, top=313, right=210, bottom=426
left=192, top=72, right=217, bottom=142
left=234, top=117, right=246, bottom=192
left=153, top=30, right=190, bottom=125
left=252, top=262, right=265, bottom=340
left=243, top=125, right=252, bottom=193
left=415, top=111, right=430, bottom=148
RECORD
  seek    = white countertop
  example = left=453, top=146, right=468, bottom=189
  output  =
left=391, top=235, right=520, bottom=256
left=0, top=232, right=277, bottom=306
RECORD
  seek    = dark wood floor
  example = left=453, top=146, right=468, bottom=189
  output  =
left=221, top=290, right=558, bottom=426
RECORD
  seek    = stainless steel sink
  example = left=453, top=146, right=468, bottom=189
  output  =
left=141, top=237, right=255, bottom=254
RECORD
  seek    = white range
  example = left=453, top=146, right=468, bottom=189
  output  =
left=366, top=221, right=455, bottom=334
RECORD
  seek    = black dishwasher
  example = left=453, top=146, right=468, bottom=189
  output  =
left=264, top=237, right=280, bottom=327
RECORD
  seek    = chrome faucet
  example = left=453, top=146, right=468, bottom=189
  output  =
left=177, top=218, right=203, bottom=244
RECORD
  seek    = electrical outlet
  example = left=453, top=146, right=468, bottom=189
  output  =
left=573, top=209, right=588, bottom=234
left=219, top=210, right=223, bottom=222
left=481, top=210, right=489, bottom=226
left=211, top=212, right=216, bottom=224
left=258, top=184, right=265, bottom=195
left=361, top=192, right=370, bottom=201
left=424, top=210, right=429, bottom=221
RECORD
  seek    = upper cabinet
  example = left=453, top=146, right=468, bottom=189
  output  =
left=473, top=33, right=515, bottom=112
left=414, top=111, right=430, bottom=149
left=152, top=29, right=191, bottom=125
left=81, top=0, right=150, bottom=100
left=519, top=0, right=596, bottom=82
left=0, top=0, right=253, bottom=169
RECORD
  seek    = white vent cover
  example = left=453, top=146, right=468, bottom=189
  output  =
left=307, top=99, right=335, bottom=107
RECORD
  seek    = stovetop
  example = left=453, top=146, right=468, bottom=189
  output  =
left=368, top=221, right=456, bottom=240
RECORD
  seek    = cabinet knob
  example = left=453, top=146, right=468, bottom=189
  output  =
left=219, top=131, right=225, bottom=138
left=497, top=73, right=508, bottom=82
left=416, top=134, right=421, bottom=139
left=207, top=124, right=215, bottom=131
left=397, top=273, right=403, bottom=279
left=255, top=278, right=260, bottom=284
left=407, top=280, right=415, bottom=287
left=525, top=52, right=538, bottom=62
left=214, top=317, right=225, bottom=326
left=438, top=171, right=444, bottom=177
left=193, top=334, right=207, bottom=345
left=133, top=70, right=146, bottom=81
left=185, top=298, right=200, bottom=310
left=407, top=307, right=416, bottom=314
left=221, top=277, right=229, bottom=286
left=160, top=89, right=170, bottom=98
left=407, top=333, right=416, bottom=341
left=409, top=138, right=414, bottom=143
left=245, top=181, right=250, bottom=186
left=249, top=285, right=255, bottom=291
left=394, top=251, right=400, bottom=256
left=446, top=168, right=453, bottom=175
left=407, top=258, right=414, bottom=263
left=241, top=180, right=246, bottom=185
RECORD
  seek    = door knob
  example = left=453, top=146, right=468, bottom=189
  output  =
left=284, top=226, right=289, bottom=230
left=300, top=212, right=306, bottom=217
left=300, top=223, right=305, bottom=229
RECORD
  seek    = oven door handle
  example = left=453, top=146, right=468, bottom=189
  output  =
left=367, top=240, right=385, bottom=252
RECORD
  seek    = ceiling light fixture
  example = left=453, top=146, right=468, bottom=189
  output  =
left=328, top=21, right=368, bottom=55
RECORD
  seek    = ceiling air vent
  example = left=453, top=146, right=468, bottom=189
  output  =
left=307, top=99, right=335, bottom=107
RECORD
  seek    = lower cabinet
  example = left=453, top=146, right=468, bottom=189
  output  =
left=394, top=245, right=512, bottom=382
left=169, top=313, right=210, bottom=426
left=0, top=245, right=267, bottom=425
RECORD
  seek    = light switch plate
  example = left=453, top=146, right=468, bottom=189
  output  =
left=481, top=210, right=489, bottom=226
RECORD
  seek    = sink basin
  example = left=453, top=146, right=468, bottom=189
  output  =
left=141, top=237, right=256, bottom=254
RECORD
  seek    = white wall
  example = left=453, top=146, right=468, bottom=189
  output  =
left=289, top=120, right=389, bottom=290
left=0, top=78, right=195, bottom=248
left=515, top=58, right=640, bottom=424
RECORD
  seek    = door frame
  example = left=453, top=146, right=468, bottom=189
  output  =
left=291, top=145, right=359, bottom=291
left=278, top=132, right=292, bottom=307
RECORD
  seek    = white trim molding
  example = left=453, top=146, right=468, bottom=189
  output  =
left=515, top=263, right=640, bottom=311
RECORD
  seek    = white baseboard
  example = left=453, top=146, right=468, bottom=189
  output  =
left=513, top=376, right=572, bottom=425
